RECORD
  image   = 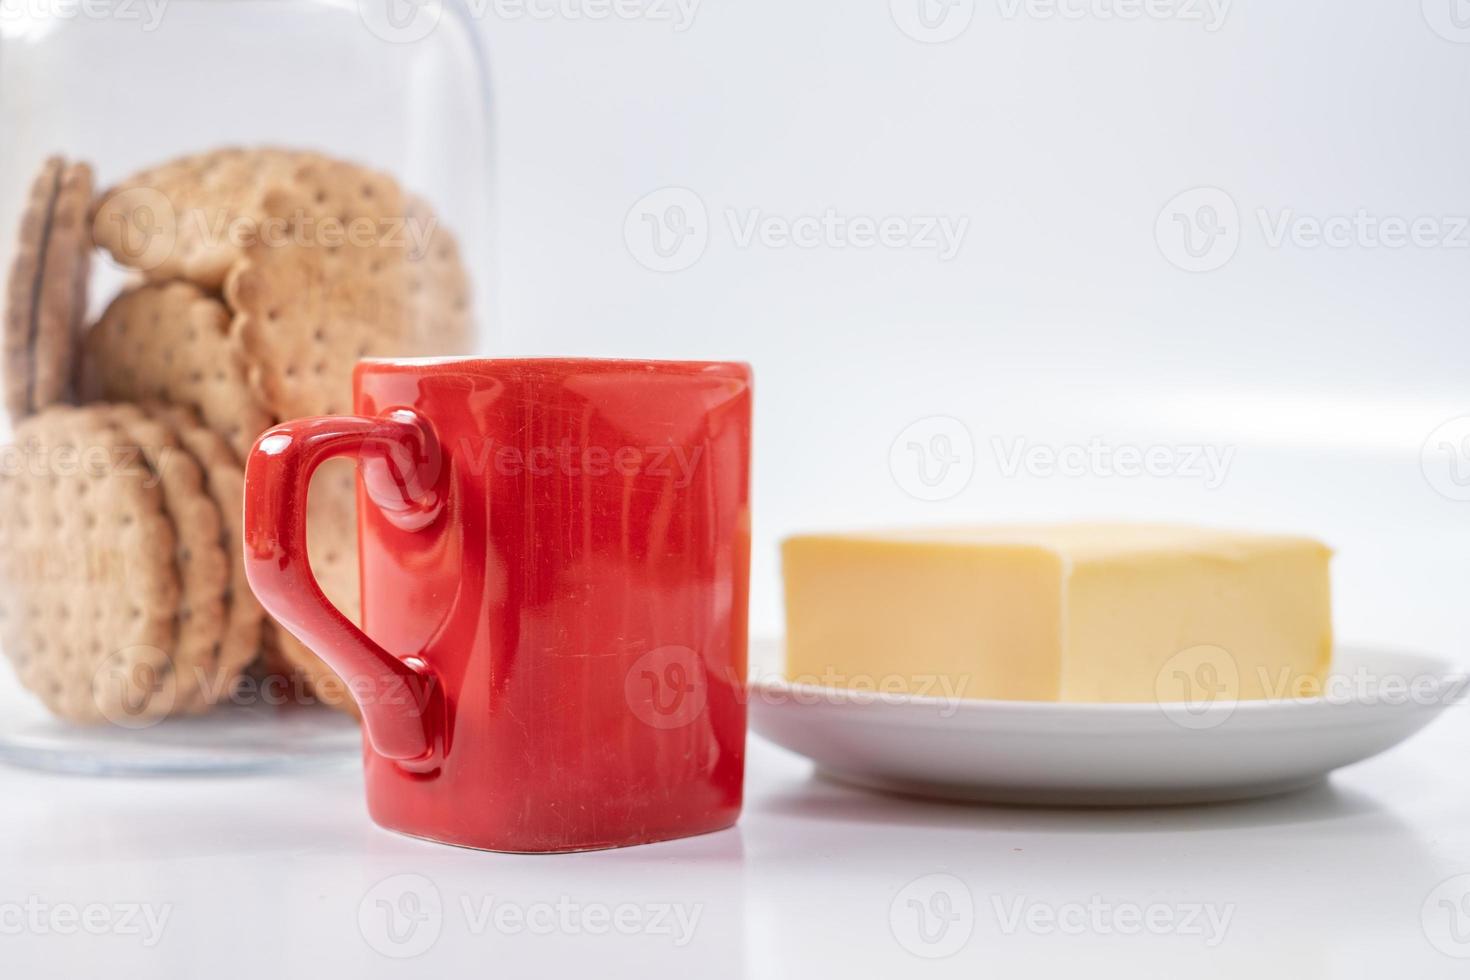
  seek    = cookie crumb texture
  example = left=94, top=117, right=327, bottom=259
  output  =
left=151, top=403, right=265, bottom=713
left=81, top=282, right=271, bottom=463
left=4, top=158, right=92, bottom=421
left=225, top=157, right=472, bottom=420
left=0, top=145, right=476, bottom=724
left=0, top=406, right=181, bottom=724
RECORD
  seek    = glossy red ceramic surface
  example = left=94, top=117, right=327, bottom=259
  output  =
left=243, top=358, right=752, bottom=852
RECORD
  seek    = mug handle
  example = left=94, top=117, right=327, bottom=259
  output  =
left=243, top=410, right=445, bottom=767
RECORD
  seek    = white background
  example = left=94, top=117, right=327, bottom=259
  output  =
left=477, top=1, right=1470, bottom=646
left=3, top=1, right=1468, bottom=646
left=2, top=1, right=1469, bottom=976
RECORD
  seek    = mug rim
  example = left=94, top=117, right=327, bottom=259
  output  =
left=356, top=356, right=752, bottom=383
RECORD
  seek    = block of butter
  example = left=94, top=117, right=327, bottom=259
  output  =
left=782, top=525, right=1333, bottom=703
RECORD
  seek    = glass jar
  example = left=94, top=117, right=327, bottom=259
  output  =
left=0, top=0, right=493, bottom=771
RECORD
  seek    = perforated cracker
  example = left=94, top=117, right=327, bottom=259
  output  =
left=4, top=158, right=59, bottom=419
left=224, top=157, right=472, bottom=420
left=32, top=161, right=93, bottom=412
left=4, top=158, right=91, bottom=420
left=110, top=404, right=229, bottom=714
left=0, top=405, right=181, bottom=724
left=266, top=457, right=363, bottom=715
left=150, top=404, right=264, bottom=712
left=91, top=147, right=306, bottom=289
left=80, top=281, right=272, bottom=461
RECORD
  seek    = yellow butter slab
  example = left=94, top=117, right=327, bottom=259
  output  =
left=781, top=524, right=1332, bottom=703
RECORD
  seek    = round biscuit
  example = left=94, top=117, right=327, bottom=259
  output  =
left=265, top=457, right=363, bottom=716
left=148, top=404, right=264, bottom=712
left=80, top=281, right=272, bottom=461
left=32, top=161, right=93, bottom=412
left=91, top=147, right=306, bottom=289
left=109, top=404, right=229, bottom=715
left=0, top=405, right=181, bottom=724
left=4, top=157, right=62, bottom=420
left=224, top=157, right=473, bottom=420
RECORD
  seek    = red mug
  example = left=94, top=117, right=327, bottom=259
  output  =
left=243, top=357, right=752, bottom=852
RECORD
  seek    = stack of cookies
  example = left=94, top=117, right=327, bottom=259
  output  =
left=0, top=148, right=474, bottom=725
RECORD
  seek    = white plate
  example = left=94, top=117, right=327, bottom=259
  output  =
left=748, top=642, right=1466, bottom=805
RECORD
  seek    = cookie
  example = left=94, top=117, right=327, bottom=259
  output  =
left=0, top=405, right=181, bottom=724
left=150, top=404, right=264, bottom=713
left=3, top=158, right=59, bottom=419
left=257, top=620, right=292, bottom=677
left=91, top=147, right=306, bottom=288
left=259, top=622, right=364, bottom=716
left=33, top=161, right=93, bottom=411
left=79, top=281, right=272, bottom=461
left=266, top=457, right=363, bottom=715
left=110, top=404, right=230, bottom=714
left=264, top=627, right=360, bottom=716
left=308, top=458, right=362, bottom=633
left=224, top=157, right=472, bottom=420
left=4, top=158, right=92, bottom=420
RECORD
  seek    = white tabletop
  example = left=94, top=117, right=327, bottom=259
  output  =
left=3, top=707, right=1469, bottom=979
